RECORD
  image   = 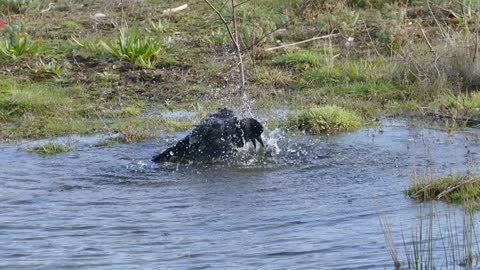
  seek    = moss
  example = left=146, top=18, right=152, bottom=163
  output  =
left=406, top=174, right=480, bottom=210
left=26, top=142, right=74, bottom=155
left=287, top=105, right=364, bottom=134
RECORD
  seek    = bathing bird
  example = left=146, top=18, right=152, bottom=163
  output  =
left=152, top=108, right=264, bottom=163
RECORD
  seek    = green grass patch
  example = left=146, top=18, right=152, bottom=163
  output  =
left=327, top=81, right=397, bottom=99
left=287, top=105, right=364, bottom=134
left=0, top=79, right=95, bottom=120
left=299, top=66, right=344, bottom=87
left=271, top=50, right=322, bottom=70
left=406, top=174, right=480, bottom=210
left=26, top=142, right=74, bottom=155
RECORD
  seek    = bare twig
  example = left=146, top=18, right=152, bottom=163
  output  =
left=418, top=22, right=434, bottom=52
left=363, top=20, right=381, bottom=57
left=240, top=20, right=292, bottom=53
left=231, top=0, right=245, bottom=88
left=265, top=33, right=339, bottom=51
left=474, top=18, right=479, bottom=63
left=426, top=0, right=448, bottom=40
left=204, top=0, right=245, bottom=89
left=204, top=0, right=238, bottom=48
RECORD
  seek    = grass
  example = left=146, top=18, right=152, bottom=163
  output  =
left=406, top=174, right=480, bottom=210
left=271, top=50, right=322, bottom=70
left=0, top=77, right=195, bottom=141
left=26, top=142, right=74, bottom=155
left=95, top=116, right=193, bottom=145
left=287, top=105, right=364, bottom=134
left=0, top=0, right=479, bottom=141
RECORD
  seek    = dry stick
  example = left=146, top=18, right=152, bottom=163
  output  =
left=418, top=22, right=434, bottom=52
left=417, top=22, right=442, bottom=79
left=204, top=0, right=245, bottom=89
left=378, top=212, right=401, bottom=269
left=426, top=0, right=450, bottom=42
left=265, top=33, right=339, bottom=51
left=363, top=20, right=381, bottom=57
left=436, top=176, right=478, bottom=200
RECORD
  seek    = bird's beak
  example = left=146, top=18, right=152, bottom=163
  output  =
left=251, top=136, right=264, bottom=149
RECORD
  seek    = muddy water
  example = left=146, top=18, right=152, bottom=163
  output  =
left=1, top=119, right=479, bottom=269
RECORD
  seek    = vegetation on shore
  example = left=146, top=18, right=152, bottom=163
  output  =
left=406, top=174, right=480, bottom=210
left=287, top=105, right=364, bottom=134
left=2, top=0, right=480, bottom=141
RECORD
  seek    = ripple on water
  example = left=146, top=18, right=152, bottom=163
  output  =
left=0, top=120, right=479, bottom=269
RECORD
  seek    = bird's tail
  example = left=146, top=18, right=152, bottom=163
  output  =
left=152, top=136, right=190, bottom=163
left=151, top=151, right=172, bottom=163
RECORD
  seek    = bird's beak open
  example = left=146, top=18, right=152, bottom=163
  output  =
left=250, top=136, right=264, bottom=149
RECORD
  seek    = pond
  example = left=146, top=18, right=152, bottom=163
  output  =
left=1, top=119, right=479, bottom=269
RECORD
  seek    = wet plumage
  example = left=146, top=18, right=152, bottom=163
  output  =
left=152, top=108, right=264, bottom=163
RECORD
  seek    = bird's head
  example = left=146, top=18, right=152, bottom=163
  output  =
left=240, top=118, right=264, bottom=149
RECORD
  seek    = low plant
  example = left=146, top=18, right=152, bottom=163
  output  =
left=0, top=35, right=41, bottom=59
left=0, top=21, right=40, bottom=60
left=100, top=27, right=163, bottom=69
left=148, top=19, right=170, bottom=34
left=27, top=142, right=74, bottom=154
left=287, top=105, right=363, bottom=134
left=208, top=29, right=228, bottom=46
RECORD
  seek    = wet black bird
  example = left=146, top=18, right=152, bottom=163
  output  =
left=152, top=108, right=264, bottom=163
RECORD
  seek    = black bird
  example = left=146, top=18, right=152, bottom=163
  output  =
left=152, top=108, right=264, bottom=163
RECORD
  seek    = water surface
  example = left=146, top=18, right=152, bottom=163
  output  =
left=1, top=119, right=479, bottom=269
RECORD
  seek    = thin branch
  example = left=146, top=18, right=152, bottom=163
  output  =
left=265, top=33, right=339, bottom=51
left=241, top=20, right=293, bottom=53
left=231, top=0, right=245, bottom=88
left=234, top=0, right=250, bottom=7
left=418, top=22, right=434, bottom=52
left=204, top=0, right=239, bottom=48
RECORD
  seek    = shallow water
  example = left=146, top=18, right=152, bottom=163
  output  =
left=1, top=119, right=480, bottom=269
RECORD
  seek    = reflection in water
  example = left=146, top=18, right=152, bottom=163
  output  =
left=0, top=120, right=479, bottom=269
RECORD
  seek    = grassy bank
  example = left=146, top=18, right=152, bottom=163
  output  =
left=2, top=0, right=480, bottom=141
